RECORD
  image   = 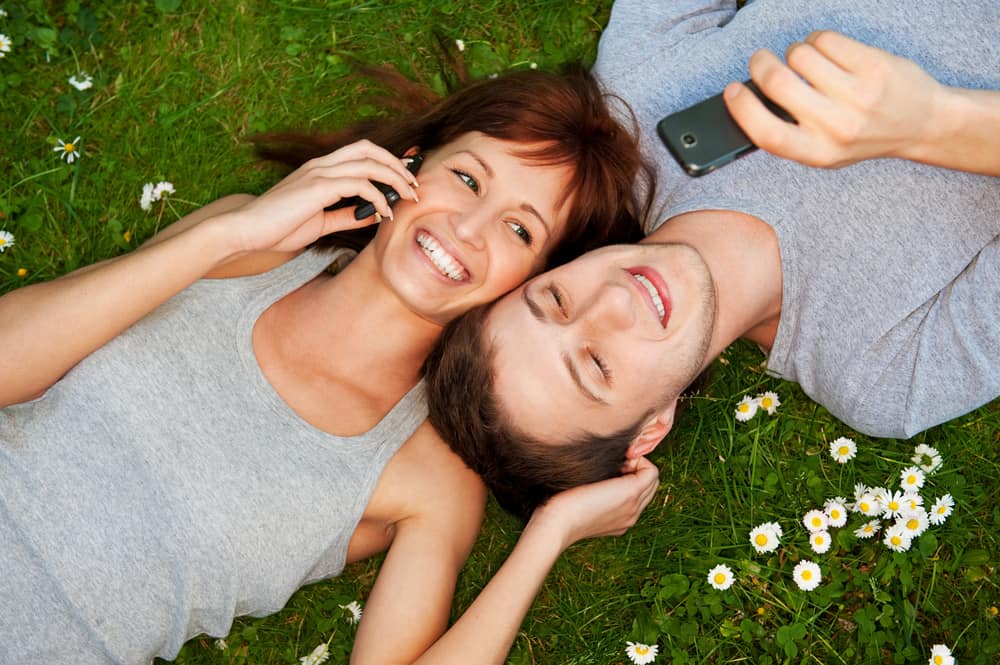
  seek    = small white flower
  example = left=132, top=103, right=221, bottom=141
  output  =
left=760, top=520, right=783, bottom=538
left=900, top=466, right=926, bottom=491
left=0, top=33, right=11, bottom=56
left=757, top=390, right=780, bottom=414
left=792, top=560, right=822, bottom=591
left=625, top=642, right=659, bottom=665
left=53, top=136, right=82, bottom=163
left=0, top=8, right=8, bottom=18
left=883, top=523, right=912, bottom=553
left=829, top=436, right=857, bottom=463
left=749, top=523, right=781, bottom=554
left=883, top=490, right=907, bottom=519
left=0, top=229, right=14, bottom=252
left=734, top=395, right=759, bottom=422
left=68, top=72, right=93, bottom=91
left=929, top=644, right=954, bottom=665
left=854, top=519, right=882, bottom=539
left=140, top=183, right=155, bottom=211
left=824, top=500, right=848, bottom=527
left=855, top=492, right=883, bottom=517
left=809, top=530, right=832, bottom=554
left=853, top=483, right=868, bottom=502
left=902, top=491, right=924, bottom=512
left=897, top=508, right=929, bottom=538
left=299, top=642, right=330, bottom=665
left=913, top=443, right=943, bottom=474
left=152, top=181, right=175, bottom=198
left=707, top=563, right=735, bottom=591
left=929, top=494, right=955, bottom=525
left=339, top=600, right=363, bottom=624
left=803, top=509, right=829, bottom=533
left=529, top=62, right=538, bottom=69
left=870, top=487, right=891, bottom=504
left=213, top=639, right=227, bottom=651
left=455, top=38, right=465, bottom=52
left=140, top=180, right=176, bottom=211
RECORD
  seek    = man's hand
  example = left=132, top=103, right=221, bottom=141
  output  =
left=723, top=30, right=944, bottom=169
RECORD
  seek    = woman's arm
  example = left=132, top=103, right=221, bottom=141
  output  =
left=0, top=140, right=419, bottom=407
left=352, top=440, right=660, bottom=665
left=724, top=30, right=1000, bottom=175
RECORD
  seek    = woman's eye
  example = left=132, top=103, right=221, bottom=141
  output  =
left=453, top=170, right=479, bottom=194
left=590, top=351, right=611, bottom=382
left=507, top=221, right=533, bottom=245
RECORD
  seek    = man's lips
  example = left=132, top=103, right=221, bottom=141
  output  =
left=627, top=266, right=671, bottom=328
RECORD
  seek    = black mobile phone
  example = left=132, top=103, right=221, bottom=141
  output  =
left=325, top=153, right=424, bottom=219
left=656, top=81, right=792, bottom=177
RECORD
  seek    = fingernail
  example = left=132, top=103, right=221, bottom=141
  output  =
left=387, top=208, right=394, bottom=221
left=374, top=212, right=383, bottom=223
left=410, top=187, right=419, bottom=202
left=724, top=82, right=740, bottom=99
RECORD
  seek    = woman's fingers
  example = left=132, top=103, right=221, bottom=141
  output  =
left=306, top=139, right=420, bottom=189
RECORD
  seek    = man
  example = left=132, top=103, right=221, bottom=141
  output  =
left=424, top=0, right=999, bottom=519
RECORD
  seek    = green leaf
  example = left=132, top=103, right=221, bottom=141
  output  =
left=960, top=549, right=991, bottom=566
left=154, top=0, right=182, bottom=12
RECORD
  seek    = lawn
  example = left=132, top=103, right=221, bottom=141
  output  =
left=2, top=1, right=997, bottom=664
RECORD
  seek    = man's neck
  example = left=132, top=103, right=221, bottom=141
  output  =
left=643, top=209, right=784, bottom=363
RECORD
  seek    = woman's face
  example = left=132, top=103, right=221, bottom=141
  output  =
left=371, top=132, right=575, bottom=325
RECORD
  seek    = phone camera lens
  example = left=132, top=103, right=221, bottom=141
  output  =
left=681, top=132, right=697, bottom=147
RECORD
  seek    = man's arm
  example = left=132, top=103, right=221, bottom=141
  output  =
left=724, top=30, right=1000, bottom=176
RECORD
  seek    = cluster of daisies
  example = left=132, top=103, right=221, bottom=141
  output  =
left=734, top=391, right=780, bottom=422
left=140, top=181, right=177, bottom=211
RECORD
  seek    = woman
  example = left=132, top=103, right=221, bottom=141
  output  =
left=0, top=67, right=654, bottom=664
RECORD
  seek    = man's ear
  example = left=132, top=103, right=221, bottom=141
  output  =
left=626, top=401, right=677, bottom=459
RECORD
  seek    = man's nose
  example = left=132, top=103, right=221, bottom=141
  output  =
left=582, top=281, right=635, bottom=330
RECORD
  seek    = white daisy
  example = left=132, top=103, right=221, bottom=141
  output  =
left=854, top=520, right=882, bottom=539
left=912, top=444, right=943, bottom=474
left=883, top=490, right=907, bottom=519
left=68, top=72, right=93, bottom=91
left=707, top=563, right=735, bottom=591
left=339, top=600, right=363, bottom=625
left=809, top=530, right=832, bottom=554
left=870, top=487, right=891, bottom=504
left=803, top=509, right=829, bottom=533
left=883, top=523, right=912, bottom=553
left=455, top=39, right=465, bottom=52
left=152, top=181, right=175, bottom=198
left=829, top=436, right=857, bottom=463
left=0, top=229, right=13, bottom=252
left=734, top=395, right=759, bottom=422
left=625, top=641, right=659, bottom=665
left=902, top=491, right=924, bottom=512
left=792, top=560, right=822, bottom=591
left=0, top=33, right=11, bottom=56
left=757, top=391, right=780, bottom=415
left=749, top=523, right=780, bottom=554
left=929, top=494, right=954, bottom=525
left=214, top=639, right=227, bottom=650
left=299, top=643, right=330, bottom=665
left=900, top=466, right=926, bottom=491
left=53, top=136, right=82, bottom=163
left=854, top=482, right=868, bottom=502
left=824, top=500, right=848, bottom=527
left=929, top=644, right=954, bottom=665
left=140, top=183, right=155, bottom=211
left=855, top=492, right=883, bottom=517
left=897, top=508, right=929, bottom=538
left=761, top=520, right=783, bottom=538
left=140, top=180, right=176, bottom=211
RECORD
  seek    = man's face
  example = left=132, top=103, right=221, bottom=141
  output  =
left=487, top=243, right=718, bottom=444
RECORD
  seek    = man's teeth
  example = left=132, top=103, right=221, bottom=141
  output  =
left=634, top=274, right=665, bottom=321
left=417, top=232, right=467, bottom=281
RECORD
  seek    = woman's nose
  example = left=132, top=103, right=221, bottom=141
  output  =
left=451, top=209, right=489, bottom=251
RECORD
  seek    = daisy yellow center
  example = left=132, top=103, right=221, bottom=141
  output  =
left=860, top=501, right=871, bottom=512
left=811, top=517, right=822, bottom=527
left=801, top=570, right=812, bottom=581
left=0, top=238, right=6, bottom=247
left=906, top=519, right=919, bottom=530
left=635, top=646, right=649, bottom=655
left=815, top=536, right=824, bottom=544
left=714, top=573, right=726, bottom=585
left=934, top=656, right=943, bottom=665
left=738, top=403, right=749, bottom=413
left=888, top=500, right=899, bottom=511
left=937, top=506, right=947, bottom=514
left=761, top=397, right=773, bottom=408
left=838, top=446, right=849, bottom=456
left=831, top=509, right=841, bottom=519
left=863, top=526, right=873, bottom=533
left=755, top=534, right=768, bottom=546
left=891, top=536, right=902, bottom=546
left=907, top=475, right=916, bottom=485
left=64, top=143, right=75, bottom=152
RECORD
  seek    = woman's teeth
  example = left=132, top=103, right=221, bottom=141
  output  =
left=417, top=232, right=468, bottom=281
left=633, top=273, right=665, bottom=322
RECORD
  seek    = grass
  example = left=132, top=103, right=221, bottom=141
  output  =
left=2, top=1, right=998, bottom=664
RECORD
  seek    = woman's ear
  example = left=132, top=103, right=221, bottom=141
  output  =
left=626, top=401, right=677, bottom=459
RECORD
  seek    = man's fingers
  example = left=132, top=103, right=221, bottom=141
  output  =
left=785, top=41, right=855, bottom=100
left=724, top=80, right=811, bottom=162
left=747, top=48, right=836, bottom=126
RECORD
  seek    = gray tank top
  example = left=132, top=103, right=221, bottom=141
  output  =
left=1, top=249, right=428, bottom=664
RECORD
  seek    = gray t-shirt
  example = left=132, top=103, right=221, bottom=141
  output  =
left=594, top=0, right=1000, bottom=437
left=1, top=249, right=427, bottom=664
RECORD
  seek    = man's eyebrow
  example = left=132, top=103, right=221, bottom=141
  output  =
left=562, top=352, right=609, bottom=405
left=522, top=287, right=545, bottom=322
left=461, top=150, right=552, bottom=236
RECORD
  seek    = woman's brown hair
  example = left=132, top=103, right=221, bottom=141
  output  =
left=254, top=63, right=649, bottom=266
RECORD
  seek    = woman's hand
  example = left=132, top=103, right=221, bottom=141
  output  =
left=528, top=456, right=660, bottom=551
left=723, top=31, right=943, bottom=169
left=221, top=139, right=420, bottom=255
